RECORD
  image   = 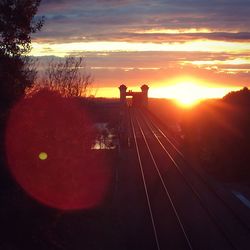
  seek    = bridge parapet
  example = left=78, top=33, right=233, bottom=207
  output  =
left=119, top=84, right=149, bottom=107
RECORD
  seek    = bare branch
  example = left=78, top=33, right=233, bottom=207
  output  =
left=34, top=56, right=93, bottom=98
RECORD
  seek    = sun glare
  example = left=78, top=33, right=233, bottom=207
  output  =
left=176, top=95, right=200, bottom=107
left=149, top=80, right=241, bottom=108
left=171, top=82, right=203, bottom=107
left=166, top=82, right=201, bottom=107
left=150, top=81, right=205, bottom=107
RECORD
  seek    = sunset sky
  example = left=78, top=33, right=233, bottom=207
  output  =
left=30, top=0, right=250, bottom=101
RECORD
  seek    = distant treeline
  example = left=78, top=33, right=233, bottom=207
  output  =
left=181, top=87, right=250, bottom=181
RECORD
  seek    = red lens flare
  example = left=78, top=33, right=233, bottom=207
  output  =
left=5, top=90, right=111, bottom=210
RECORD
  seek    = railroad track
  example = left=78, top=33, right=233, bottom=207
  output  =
left=141, top=108, right=250, bottom=232
left=129, top=107, right=250, bottom=250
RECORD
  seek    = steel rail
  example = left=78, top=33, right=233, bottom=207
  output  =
left=138, top=109, right=245, bottom=249
left=129, top=109, right=161, bottom=250
left=132, top=111, right=194, bottom=250
left=143, top=108, right=250, bottom=232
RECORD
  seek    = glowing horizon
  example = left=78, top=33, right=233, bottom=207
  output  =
left=91, top=83, right=242, bottom=104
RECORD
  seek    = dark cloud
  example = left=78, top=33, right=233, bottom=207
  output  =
left=35, top=51, right=249, bottom=68
left=34, top=50, right=250, bottom=89
left=84, top=32, right=250, bottom=43
left=34, top=0, right=250, bottom=42
left=31, top=1, right=250, bottom=92
left=32, top=30, right=250, bottom=44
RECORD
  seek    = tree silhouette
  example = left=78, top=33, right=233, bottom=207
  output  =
left=33, top=57, right=93, bottom=98
left=0, top=0, right=43, bottom=57
left=0, top=0, right=43, bottom=112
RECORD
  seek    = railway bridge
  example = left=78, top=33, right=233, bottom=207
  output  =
left=119, top=84, right=149, bottom=107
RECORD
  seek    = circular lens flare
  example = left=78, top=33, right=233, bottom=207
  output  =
left=5, top=90, right=111, bottom=211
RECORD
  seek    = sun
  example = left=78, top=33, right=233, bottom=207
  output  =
left=177, top=95, right=200, bottom=107
left=149, top=80, right=205, bottom=106
left=171, top=82, right=203, bottom=107
left=148, top=78, right=241, bottom=106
